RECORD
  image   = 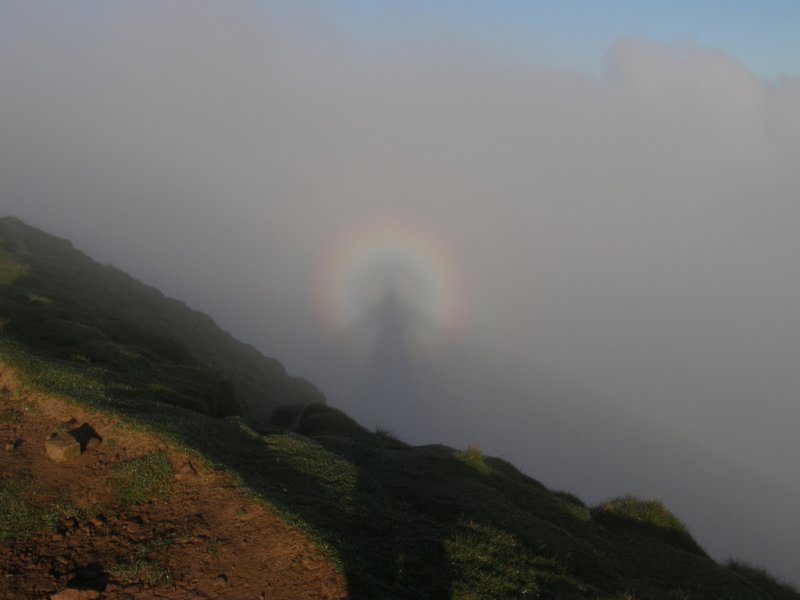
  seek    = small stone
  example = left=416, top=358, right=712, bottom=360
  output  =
left=85, top=437, right=101, bottom=450
left=174, top=460, right=200, bottom=483
left=2, top=443, right=12, bottom=452
left=89, top=515, right=106, bottom=528
left=126, top=522, right=140, bottom=533
left=44, top=433, right=81, bottom=462
left=55, top=555, right=70, bottom=565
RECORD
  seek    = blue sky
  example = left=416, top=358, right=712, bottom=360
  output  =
left=302, top=0, right=800, bottom=78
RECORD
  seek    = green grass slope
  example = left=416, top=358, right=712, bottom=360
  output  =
left=0, top=216, right=323, bottom=422
left=1, top=216, right=797, bottom=599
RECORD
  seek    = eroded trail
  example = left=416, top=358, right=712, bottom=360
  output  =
left=0, top=365, right=348, bottom=600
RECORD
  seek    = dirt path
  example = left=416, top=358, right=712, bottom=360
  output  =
left=0, top=365, right=348, bottom=599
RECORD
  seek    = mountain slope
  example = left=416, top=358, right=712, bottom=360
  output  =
left=1, top=216, right=797, bottom=599
left=0, top=216, right=323, bottom=423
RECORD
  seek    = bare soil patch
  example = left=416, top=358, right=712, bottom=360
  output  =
left=0, top=365, right=347, bottom=599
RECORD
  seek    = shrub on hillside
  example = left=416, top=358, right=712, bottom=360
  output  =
left=591, top=495, right=707, bottom=557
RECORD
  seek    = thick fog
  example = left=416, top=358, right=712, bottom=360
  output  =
left=2, top=2, right=799, bottom=584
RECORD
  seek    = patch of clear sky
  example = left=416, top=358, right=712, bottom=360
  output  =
left=299, top=0, right=800, bottom=79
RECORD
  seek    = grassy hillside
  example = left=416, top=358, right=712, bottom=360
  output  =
left=1, top=216, right=797, bottom=599
left=0, top=216, right=323, bottom=423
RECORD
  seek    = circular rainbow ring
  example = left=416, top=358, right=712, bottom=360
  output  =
left=315, top=218, right=466, bottom=341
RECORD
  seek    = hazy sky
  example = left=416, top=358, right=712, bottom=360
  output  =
left=2, top=1, right=799, bottom=585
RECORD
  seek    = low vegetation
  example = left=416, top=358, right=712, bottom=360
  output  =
left=0, top=407, right=22, bottom=424
left=453, top=444, right=491, bottom=475
left=0, top=245, right=29, bottom=284
left=0, top=475, right=73, bottom=540
left=110, top=534, right=176, bottom=586
left=109, top=451, right=173, bottom=507
left=109, top=559, right=174, bottom=586
left=591, top=495, right=707, bottom=557
left=726, top=559, right=800, bottom=600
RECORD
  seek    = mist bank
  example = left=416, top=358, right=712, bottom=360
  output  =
left=307, top=301, right=800, bottom=582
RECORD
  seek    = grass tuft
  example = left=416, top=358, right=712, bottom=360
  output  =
left=374, top=425, right=408, bottom=448
left=0, top=476, right=73, bottom=540
left=591, top=495, right=706, bottom=556
left=0, top=247, right=29, bottom=284
left=0, top=407, right=22, bottom=424
left=110, top=559, right=174, bottom=586
left=27, top=294, right=53, bottom=304
left=374, top=425, right=400, bottom=441
left=445, top=520, right=593, bottom=599
left=109, top=531, right=177, bottom=585
left=109, top=451, right=173, bottom=507
left=454, top=445, right=491, bottom=475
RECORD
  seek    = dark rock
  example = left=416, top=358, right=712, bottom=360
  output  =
left=67, top=563, right=109, bottom=592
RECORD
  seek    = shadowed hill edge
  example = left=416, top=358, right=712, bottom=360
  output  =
left=0, top=216, right=324, bottom=423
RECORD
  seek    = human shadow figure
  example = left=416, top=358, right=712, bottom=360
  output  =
left=320, top=287, right=443, bottom=442
left=261, top=290, right=456, bottom=596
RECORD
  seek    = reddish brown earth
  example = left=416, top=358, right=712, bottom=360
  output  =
left=0, top=365, right=348, bottom=600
